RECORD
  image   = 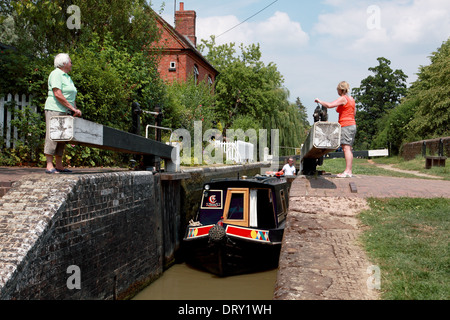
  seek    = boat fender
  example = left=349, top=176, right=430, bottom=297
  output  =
left=189, top=219, right=202, bottom=226
left=208, top=224, right=226, bottom=243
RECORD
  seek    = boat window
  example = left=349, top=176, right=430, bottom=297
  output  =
left=256, top=189, right=276, bottom=229
left=228, top=193, right=244, bottom=219
left=223, top=188, right=249, bottom=227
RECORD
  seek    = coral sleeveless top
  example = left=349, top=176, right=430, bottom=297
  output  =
left=336, top=95, right=356, bottom=127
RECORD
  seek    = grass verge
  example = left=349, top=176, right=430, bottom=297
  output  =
left=359, top=198, right=450, bottom=300
left=373, top=156, right=449, bottom=180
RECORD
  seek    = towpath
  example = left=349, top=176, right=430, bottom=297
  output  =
left=274, top=174, right=450, bottom=300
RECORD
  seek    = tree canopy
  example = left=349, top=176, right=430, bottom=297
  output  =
left=405, top=38, right=450, bottom=140
left=1, top=0, right=159, bottom=56
left=363, top=39, right=450, bottom=154
left=199, top=36, right=310, bottom=155
left=352, top=57, right=408, bottom=150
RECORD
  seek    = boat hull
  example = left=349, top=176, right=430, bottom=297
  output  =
left=183, top=228, right=282, bottom=277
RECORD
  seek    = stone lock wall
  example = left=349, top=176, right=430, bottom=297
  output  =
left=0, top=171, right=163, bottom=300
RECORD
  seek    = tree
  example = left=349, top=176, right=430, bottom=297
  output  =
left=352, top=57, right=408, bottom=149
left=372, top=98, right=419, bottom=154
left=405, top=38, right=450, bottom=141
left=199, top=36, right=309, bottom=157
left=1, top=0, right=159, bottom=57
left=200, top=38, right=284, bottom=127
left=372, top=38, right=450, bottom=154
left=162, top=75, right=217, bottom=140
left=295, top=97, right=310, bottom=128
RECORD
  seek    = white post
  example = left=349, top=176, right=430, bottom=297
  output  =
left=5, top=94, right=12, bottom=148
left=0, top=95, right=4, bottom=141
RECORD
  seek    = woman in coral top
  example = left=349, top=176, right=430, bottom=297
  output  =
left=315, top=81, right=356, bottom=178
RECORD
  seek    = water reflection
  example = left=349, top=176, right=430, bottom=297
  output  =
left=133, top=263, right=277, bottom=300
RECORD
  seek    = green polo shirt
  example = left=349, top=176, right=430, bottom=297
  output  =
left=44, top=68, right=77, bottom=112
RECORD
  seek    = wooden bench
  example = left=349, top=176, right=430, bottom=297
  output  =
left=425, top=156, right=447, bottom=169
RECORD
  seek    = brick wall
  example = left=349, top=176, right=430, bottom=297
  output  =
left=401, top=137, right=450, bottom=160
left=157, top=51, right=216, bottom=84
left=154, top=5, right=217, bottom=84
left=175, top=4, right=197, bottom=47
left=0, top=172, right=163, bottom=300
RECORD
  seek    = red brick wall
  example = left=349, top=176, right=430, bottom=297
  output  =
left=186, top=53, right=216, bottom=84
left=157, top=51, right=216, bottom=84
left=154, top=14, right=216, bottom=84
left=157, top=54, right=184, bottom=82
left=153, top=4, right=216, bottom=83
left=175, top=9, right=197, bottom=47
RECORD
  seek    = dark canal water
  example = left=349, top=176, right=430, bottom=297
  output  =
left=133, top=263, right=278, bottom=300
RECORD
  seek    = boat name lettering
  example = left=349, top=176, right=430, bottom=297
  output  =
left=201, top=190, right=223, bottom=209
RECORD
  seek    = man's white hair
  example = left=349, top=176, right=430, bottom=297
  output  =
left=54, top=53, right=71, bottom=68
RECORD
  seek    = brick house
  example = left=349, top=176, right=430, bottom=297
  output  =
left=154, top=2, right=219, bottom=85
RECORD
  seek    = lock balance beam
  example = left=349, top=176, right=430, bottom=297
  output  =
left=300, top=122, right=341, bottom=175
left=49, top=116, right=177, bottom=171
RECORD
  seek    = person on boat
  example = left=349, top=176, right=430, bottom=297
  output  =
left=281, top=158, right=296, bottom=176
left=315, top=81, right=356, bottom=178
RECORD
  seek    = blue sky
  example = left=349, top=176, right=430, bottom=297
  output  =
left=150, top=0, right=450, bottom=123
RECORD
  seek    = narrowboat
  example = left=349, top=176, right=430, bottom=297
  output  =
left=182, top=175, right=290, bottom=277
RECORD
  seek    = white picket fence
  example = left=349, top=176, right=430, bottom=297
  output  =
left=214, top=140, right=255, bottom=164
left=0, top=94, right=36, bottom=149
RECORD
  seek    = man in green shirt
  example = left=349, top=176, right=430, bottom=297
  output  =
left=44, top=53, right=82, bottom=174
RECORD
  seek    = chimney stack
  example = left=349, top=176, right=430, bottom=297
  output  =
left=175, top=2, right=197, bottom=47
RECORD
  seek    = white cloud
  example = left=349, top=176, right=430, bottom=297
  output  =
left=314, top=0, right=450, bottom=53
left=197, top=11, right=309, bottom=50
left=255, top=11, right=309, bottom=48
left=196, top=15, right=250, bottom=45
left=389, top=1, right=450, bottom=44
